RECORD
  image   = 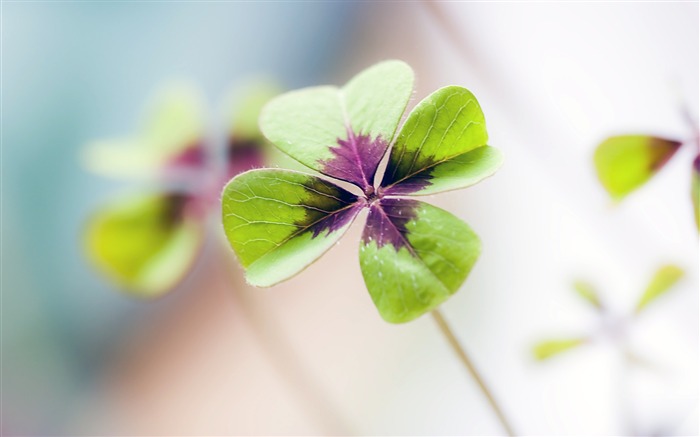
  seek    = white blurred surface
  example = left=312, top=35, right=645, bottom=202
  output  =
left=353, top=2, right=699, bottom=435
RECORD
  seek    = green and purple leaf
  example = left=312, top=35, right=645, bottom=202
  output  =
left=225, top=82, right=280, bottom=179
left=593, top=135, right=682, bottom=200
left=381, top=86, right=501, bottom=196
left=533, top=338, right=588, bottom=361
left=359, top=199, right=481, bottom=323
left=83, top=83, right=206, bottom=179
left=84, top=192, right=203, bottom=297
left=635, top=264, right=684, bottom=314
left=222, top=169, right=363, bottom=287
left=259, top=60, right=414, bottom=193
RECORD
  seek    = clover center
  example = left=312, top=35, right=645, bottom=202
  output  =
left=364, top=185, right=383, bottom=205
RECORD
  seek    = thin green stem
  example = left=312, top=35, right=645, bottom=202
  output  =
left=432, top=309, right=516, bottom=436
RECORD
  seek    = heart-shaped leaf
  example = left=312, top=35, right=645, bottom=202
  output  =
left=84, top=192, right=203, bottom=297
left=259, top=60, right=414, bottom=192
left=381, top=86, right=496, bottom=196
left=573, top=280, right=604, bottom=311
left=635, top=264, right=684, bottom=314
left=222, top=169, right=363, bottom=287
left=359, top=198, right=481, bottom=323
left=593, top=135, right=682, bottom=200
left=533, top=338, right=588, bottom=361
left=83, top=83, right=206, bottom=179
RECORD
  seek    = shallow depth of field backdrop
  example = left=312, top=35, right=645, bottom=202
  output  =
left=2, top=2, right=698, bottom=436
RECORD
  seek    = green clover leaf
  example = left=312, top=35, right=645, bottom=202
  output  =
left=573, top=279, right=604, bottom=311
left=259, top=60, right=414, bottom=193
left=593, top=135, right=682, bottom=200
left=635, top=264, right=684, bottom=314
left=533, top=338, right=588, bottom=361
left=380, top=86, right=502, bottom=196
left=84, top=192, right=203, bottom=297
left=222, top=60, right=503, bottom=323
left=83, top=83, right=206, bottom=179
left=223, top=169, right=362, bottom=287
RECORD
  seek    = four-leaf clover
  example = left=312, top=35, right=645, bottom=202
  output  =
left=222, top=60, right=503, bottom=323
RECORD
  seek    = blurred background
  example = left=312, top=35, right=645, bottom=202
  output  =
left=2, top=2, right=698, bottom=435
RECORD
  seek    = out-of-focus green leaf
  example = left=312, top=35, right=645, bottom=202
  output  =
left=635, top=265, right=684, bottom=314
left=141, top=83, right=203, bottom=150
left=593, top=135, right=681, bottom=200
left=226, top=81, right=281, bottom=140
left=84, top=192, right=203, bottom=297
left=222, top=169, right=362, bottom=287
left=573, top=280, right=604, bottom=310
left=692, top=155, right=700, bottom=230
left=83, top=83, right=205, bottom=178
left=225, top=82, right=281, bottom=178
left=533, top=338, right=587, bottom=361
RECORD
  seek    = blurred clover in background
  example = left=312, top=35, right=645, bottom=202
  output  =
left=81, top=81, right=278, bottom=297
left=593, top=107, right=700, bottom=230
left=533, top=264, right=685, bottom=362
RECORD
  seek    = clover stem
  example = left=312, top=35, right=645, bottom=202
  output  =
left=431, top=309, right=516, bottom=436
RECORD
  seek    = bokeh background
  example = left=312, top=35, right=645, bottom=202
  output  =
left=2, top=2, right=698, bottom=435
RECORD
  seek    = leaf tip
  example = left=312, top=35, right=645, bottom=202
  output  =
left=635, top=264, right=684, bottom=314
left=532, top=338, right=586, bottom=361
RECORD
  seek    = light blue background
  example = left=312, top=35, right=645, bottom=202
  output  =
left=2, top=3, right=359, bottom=434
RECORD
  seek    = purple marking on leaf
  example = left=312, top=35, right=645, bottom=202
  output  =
left=381, top=177, right=432, bottom=196
left=649, top=138, right=682, bottom=170
left=320, top=129, right=388, bottom=193
left=226, top=136, right=266, bottom=179
left=311, top=201, right=364, bottom=238
left=162, top=192, right=191, bottom=227
left=167, top=144, right=206, bottom=171
left=362, top=198, right=420, bottom=250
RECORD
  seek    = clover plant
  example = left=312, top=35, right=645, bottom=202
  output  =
left=84, top=83, right=276, bottom=297
left=534, top=265, right=684, bottom=360
left=593, top=107, right=700, bottom=230
left=221, top=59, right=515, bottom=436
left=221, top=60, right=503, bottom=323
left=532, top=266, right=685, bottom=433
